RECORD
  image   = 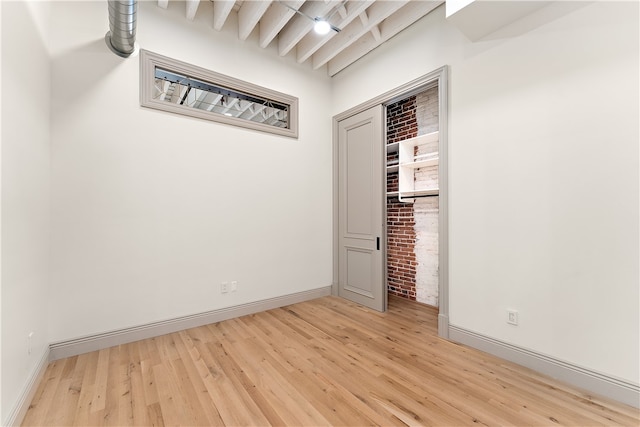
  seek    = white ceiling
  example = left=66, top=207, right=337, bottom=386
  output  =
left=156, top=0, right=443, bottom=76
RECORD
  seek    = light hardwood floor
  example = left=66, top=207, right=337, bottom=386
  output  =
left=23, top=296, right=639, bottom=426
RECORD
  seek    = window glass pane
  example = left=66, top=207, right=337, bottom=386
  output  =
left=153, top=68, right=290, bottom=129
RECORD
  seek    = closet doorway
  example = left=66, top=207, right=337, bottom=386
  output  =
left=333, top=66, right=450, bottom=338
left=386, top=86, right=440, bottom=307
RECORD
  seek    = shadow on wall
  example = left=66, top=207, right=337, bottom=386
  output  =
left=455, top=1, right=592, bottom=64
left=476, top=1, right=591, bottom=42
left=51, top=39, right=132, bottom=108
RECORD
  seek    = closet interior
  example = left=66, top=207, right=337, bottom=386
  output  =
left=386, top=85, right=439, bottom=307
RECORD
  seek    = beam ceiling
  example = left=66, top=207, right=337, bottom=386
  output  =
left=157, top=0, right=442, bottom=76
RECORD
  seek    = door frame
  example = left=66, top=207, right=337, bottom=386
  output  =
left=332, top=66, right=450, bottom=338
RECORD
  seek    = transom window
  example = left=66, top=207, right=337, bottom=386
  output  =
left=140, top=50, right=298, bottom=138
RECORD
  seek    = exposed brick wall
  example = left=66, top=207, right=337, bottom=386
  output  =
left=386, top=97, right=418, bottom=300
left=387, top=200, right=416, bottom=299
left=387, top=96, right=417, bottom=143
left=387, top=169, right=399, bottom=194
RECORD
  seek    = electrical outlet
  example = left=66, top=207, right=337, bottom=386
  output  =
left=231, top=281, right=237, bottom=292
left=28, top=332, right=34, bottom=355
left=507, top=309, right=518, bottom=326
left=221, top=282, right=229, bottom=293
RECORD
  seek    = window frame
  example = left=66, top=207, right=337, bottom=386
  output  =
left=140, top=49, right=299, bottom=138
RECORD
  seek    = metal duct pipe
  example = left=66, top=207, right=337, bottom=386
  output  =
left=105, top=0, right=138, bottom=58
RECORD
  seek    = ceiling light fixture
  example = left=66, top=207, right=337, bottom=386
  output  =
left=278, top=1, right=342, bottom=34
left=313, top=19, right=331, bottom=35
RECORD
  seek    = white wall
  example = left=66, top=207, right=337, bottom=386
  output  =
left=1, top=1, right=52, bottom=421
left=1, top=2, right=4, bottom=418
left=47, top=1, right=333, bottom=342
left=332, top=2, right=639, bottom=385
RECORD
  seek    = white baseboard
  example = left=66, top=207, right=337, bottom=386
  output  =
left=3, top=347, right=50, bottom=427
left=437, top=313, right=449, bottom=339
left=50, top=286, right=331, bottom=361
left=449, top=325, right=640, bottom=409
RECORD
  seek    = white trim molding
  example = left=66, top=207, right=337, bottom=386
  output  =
left=437, top=313, right=449, bottom=338
left=4, top=347, right=50, bottom=427
left=49, top=286, right=331, bottom=361
left=449, top=325, right=640, bottom=409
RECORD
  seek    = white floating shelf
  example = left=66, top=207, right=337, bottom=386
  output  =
left=398, top=131, right=439, bottom=147
left=400, top=188, right=439, bottom=197
left=400, top=157, right=438, bottom=169
left=415, top=152, right=439, bottom=161
left=393, top=131, right=440, bottom=204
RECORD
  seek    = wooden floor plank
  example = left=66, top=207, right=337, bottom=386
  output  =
left=103, top=346, right=122, bottom=426
left=173, top=331, right=227, bottom=426
left=22, top=358, right=67, bottom=426
left=22, top=296, right=640, bottom=426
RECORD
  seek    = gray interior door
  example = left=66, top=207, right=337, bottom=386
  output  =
left=337, top=105, right=385, bottom=312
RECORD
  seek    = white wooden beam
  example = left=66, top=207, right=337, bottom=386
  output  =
left=186, top=0, right=200, bottom=21
left=170, top=84, right=188, bottom=104
left=327, top=1, right=442, bottom=76
left=358, top=10, right=368, bottom=26
left=256, top=107, right=274, bottom=123
left=370, top=24, right=380, bottom=42
left=296, top=1, right=372, bottom=64
left=207, top=94, right=222, bottom=111
left=265, top=109, right=282, bottom=125
left=223, top=99, right=252, bottom=117
left=237, top=100, right=254, bottom=113
left=312, top=0, right=408, bottom=70
left=213, top=0, right=235, bottom=31
left=278, top=0, right=340, bottom=57
left=242, top=104, right=266, bottom=121
left=157, top=0, right=168, bottom=9
left=337, top=5, right=347, bottom=19
left=193, top=90, right=212, bottom=110
left=185, top=87, right=200, bottom=107
left=220, top=97, right=239, bottom=114
left=154, top=79, right=170, bottom=101
left=259, top=0, right=304, bottom=48
left=238, top=0, right=272, bottom=41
